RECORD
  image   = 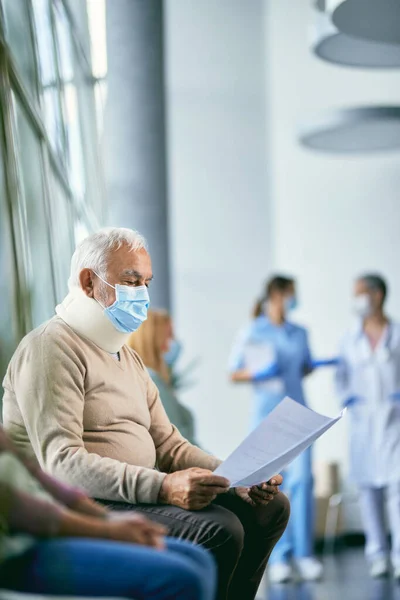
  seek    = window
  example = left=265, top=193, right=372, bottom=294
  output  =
left=3, top=0, right=38, bottom=101
left=13, top=96, right=56, bottom=328
left=0, top=0, right=105, bottom=377
left=48, top=169, right=75, bottom=301
left=0, top=111, right=20, bottom=380
left=32, top=0, right=65, bottom=158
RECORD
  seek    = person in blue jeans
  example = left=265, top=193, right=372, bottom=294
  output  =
left=0, top=427, right=216, bottom=600
left=0, top=538, right=214, bottom=600
left=229, top=275, right=337, bottom=584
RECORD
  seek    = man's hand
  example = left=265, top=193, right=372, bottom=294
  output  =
left=106, top=513, right=167, bottom=549
left=159, top=468, right=230, bottom=510
left=235, top=474, right=283, bottom=506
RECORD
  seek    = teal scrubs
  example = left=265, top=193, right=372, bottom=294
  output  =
left=148, top=369, right=200, bottom=448
left=229, top=315, right=315, bottom=564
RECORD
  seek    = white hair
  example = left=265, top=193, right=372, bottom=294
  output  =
left=68, top=227, right=147, bottom=289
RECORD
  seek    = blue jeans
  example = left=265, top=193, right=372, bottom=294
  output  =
left=0, top=537, right=216, bottom=600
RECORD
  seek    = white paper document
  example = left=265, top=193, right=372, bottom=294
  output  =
left=214, top=397, right=345, bottom=488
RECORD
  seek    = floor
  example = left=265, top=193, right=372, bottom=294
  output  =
left=257, top=549, right=400, bottom=600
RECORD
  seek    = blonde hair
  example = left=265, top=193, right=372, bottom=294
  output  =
left=127, top=309, right=171, bottom=383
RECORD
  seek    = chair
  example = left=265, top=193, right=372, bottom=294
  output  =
left=323, top=491, right=359, bottom=556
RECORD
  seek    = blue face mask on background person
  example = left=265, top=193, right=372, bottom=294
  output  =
left=94, top=272, right=150, bottom=333
left=284, top=295, right=298, bottom=313
left=164, top=339, right=182, bottom=367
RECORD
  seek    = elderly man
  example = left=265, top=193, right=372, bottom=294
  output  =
left=3, top=227, right=289, bottom=600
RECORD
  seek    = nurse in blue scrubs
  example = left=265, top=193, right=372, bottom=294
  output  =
left=229, top=276, right=334, bottom=584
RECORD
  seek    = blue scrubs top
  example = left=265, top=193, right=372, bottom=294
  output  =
left=229, top=315, right=312, bottom=427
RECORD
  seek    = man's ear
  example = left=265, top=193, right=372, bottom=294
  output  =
left=80, top=269, right=95, bottom=298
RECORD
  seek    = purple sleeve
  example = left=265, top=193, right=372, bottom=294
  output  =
left=33, top=468, right=86, bottom=507
left=0, top=427, right=86, bottom=508
left=0, top=483, right=63, bottom=536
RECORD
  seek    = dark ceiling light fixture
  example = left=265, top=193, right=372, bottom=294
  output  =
left=298, top=106, right=400, bottom=153
left=332, top=0, right=400, bottom=46
left=312, top=1, right=400, bottom=68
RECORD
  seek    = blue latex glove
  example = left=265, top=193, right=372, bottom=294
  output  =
left=390, top=392, right=400, bottom=402
left=252, top=362, right=281, bottom=383
left=342, top=396, right=362, bottom=409
left=311, top=358, right=340, bottom=369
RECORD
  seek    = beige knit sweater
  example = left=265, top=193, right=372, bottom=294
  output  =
left=2, top=290, right=219, bottom=505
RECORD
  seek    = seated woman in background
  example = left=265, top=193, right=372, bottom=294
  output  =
left=128, top=309, right=201, bottom=447
left=0, top=427, right=215, bottom=600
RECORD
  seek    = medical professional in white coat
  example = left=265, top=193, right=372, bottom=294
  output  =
left=337, top=274, right=400, bottom=579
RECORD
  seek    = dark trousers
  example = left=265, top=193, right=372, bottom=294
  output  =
left=99, top=491, right=290, bottom=600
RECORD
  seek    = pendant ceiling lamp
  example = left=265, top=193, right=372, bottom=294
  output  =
left=298, top=106, right=400, bottom=153
left=332, top=0, right=400, bottom=45
left=312, top=3, right=400, bottom=68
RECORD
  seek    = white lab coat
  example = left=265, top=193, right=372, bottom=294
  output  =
left=337, top=320, right=400, bottom=487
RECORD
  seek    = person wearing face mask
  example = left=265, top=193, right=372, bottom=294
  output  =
left=127, top=309, right=201, bottom=447
left=336, top=273, right=400, bottom=579
left=229, top=275, right=335, bottom=584
left=2, top=228, right=290, bottom=600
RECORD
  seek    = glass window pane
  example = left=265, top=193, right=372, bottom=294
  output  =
left=3, top=0, right=37, bottom=100
left=74, top=217, right=90, bottom=245
left=94, top=79, right=107, bottom=138
left=32, top=0, right=57, bottom=85
left=32, top=0, right=65, bottom=159
left=52, top=0, right=87, bottom=201
left=48, top=171, right=75, bottom=301
left=53, top=0, right=74, bottom=82
left=74, top=63, right=105, bottom=220
left=13, top=96, right=56, bottom=328
left=0, top=126, right=19, bottom=382
left=64, top=84, right=86, bottom=201
left=42, top=87, right=65, bottom=158
left=87, top=0, right=107, bottom=80
left=54, top=0, right=105, bottom=222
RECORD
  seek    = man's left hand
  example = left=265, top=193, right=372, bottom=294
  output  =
left=235, top=474, right=283, bottom=506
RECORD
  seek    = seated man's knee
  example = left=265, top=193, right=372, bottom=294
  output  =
left=226, top=512, right=246, bottom=557
left=254, top=491, right=290, bottom=532
left=274, top=491, right=290, bottom=525
left=207, top=509, right=245, bottom=562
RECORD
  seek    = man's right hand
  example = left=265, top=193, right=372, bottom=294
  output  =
left=159, top=467, right=230, bottom=510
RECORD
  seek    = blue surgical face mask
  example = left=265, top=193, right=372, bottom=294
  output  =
left=94, top=272, right=150, bottom=334
left=284, top=295, right=298, bottom=313
left=164, top=339, right=182, bottom=367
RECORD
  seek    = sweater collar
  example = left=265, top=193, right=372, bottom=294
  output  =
left=56, top=287, right=130, bottom=353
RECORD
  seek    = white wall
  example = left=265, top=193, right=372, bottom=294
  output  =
left=164, top=0, right=270, bottom=458
left=268, top=0, right=400, bottom=528
left=165, top=0, right=400, bottom=531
